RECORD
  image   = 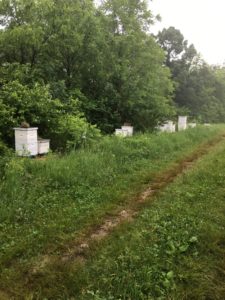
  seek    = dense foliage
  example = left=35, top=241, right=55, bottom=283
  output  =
left=0, top=0, right=175, bottom=151
left=1, top=1, right=225, bottom=150
left=157, top=26, right=225, bottom=122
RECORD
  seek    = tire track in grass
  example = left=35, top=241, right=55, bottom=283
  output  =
left=30, top=132, right=225, bottom=276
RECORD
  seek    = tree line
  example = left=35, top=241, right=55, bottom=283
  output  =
left=0, top=0, right=225, bottom=151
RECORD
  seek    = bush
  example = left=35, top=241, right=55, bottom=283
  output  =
left=50, top=114, right=101, bottom=151
left=0, top=79, right=101, bottom=151
left=0, top=80, right=63, bottom=145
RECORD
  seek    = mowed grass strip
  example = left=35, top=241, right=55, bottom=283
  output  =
left=0, top=126, right=224, bottom=297
left=49, top=133, right=225, bottom=300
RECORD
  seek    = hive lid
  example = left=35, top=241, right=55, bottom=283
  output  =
left=14, top=127, right=38, bottom=130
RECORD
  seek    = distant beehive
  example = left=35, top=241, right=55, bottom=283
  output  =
left=178, top=116, right=187, bottom=131
left=188, top=123, right=197, bottom=128
left=121, top=125, right=133, bottom=136
left=14, top=127, right=38, bottom=156
left=115, top=129, right=128, bottom=137
left=115, top=124, right=134, bottom=137
left=158, top=121, right=176, bottom=133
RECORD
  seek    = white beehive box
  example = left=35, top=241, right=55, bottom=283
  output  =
left=188, top=123, right=197, bottom=128
left=115, top=129, right=128, bottom=137
left=171, top=124, right=176, bottom=132
left=158, top=121, right=175, bottom=133
left=158, top=123, right=167, bottom=132
left=38, top=139, right=50, bottom=154
left=121, top=125, right=133, bottom=136
left=14, top=128, right=38, bottom=156
left=158, top=125, right=165, bottom=132
left=178, top=116, right=187, bottom=131
left=166, top=121, right=176, bottom=133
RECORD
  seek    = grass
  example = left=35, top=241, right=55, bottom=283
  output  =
left=59, top=132, right=225, bottom=300
left=0, top=125, right=224, bottom=298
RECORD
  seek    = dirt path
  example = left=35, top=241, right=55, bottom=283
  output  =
left=30, top=133, right=225, bottom=275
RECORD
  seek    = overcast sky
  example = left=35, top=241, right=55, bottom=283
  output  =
left=150, top=0, right=225, bottom=65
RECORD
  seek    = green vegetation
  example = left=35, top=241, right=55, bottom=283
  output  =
left=0, top=77, right=101, bottom=150
left=1, top=1, right=225, bottom=153
left=157, top=26, right=225, bottom=123
left=1, top=1, right=225, bottom=299
left=0, top=126, right=223, bottom=298
left=0, top=0, right=174, bottom=148
left=28, top=127, right=225, bottom=300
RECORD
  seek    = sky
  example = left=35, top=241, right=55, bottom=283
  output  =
left=150, top=0, right=225, bottom=65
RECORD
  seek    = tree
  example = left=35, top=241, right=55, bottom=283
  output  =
left=93, top=0, right=175, bottom=130
left=157, top=26, right=188, bottom=66
left=0, top=0, right=175, bottom=142
left=157, top=26, right=225, bottom=123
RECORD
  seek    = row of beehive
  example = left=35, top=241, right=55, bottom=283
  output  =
left=114, top=117, right=197, bottom=137
left=158, top=116, right=197, bottom=133
left=14, top=118, right=206, bottom=156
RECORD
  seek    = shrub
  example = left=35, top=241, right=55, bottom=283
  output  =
left=0, top=79, right=101, bottom=151
left=50, top=114, right=101, bottom=151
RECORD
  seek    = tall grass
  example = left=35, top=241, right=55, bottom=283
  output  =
left=0, top=126, right=224, bottom=297
left=49, top=131, right=225, bottom=300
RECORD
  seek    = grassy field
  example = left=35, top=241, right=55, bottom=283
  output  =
left=64, top=133, right=225, bottom=300
left=0, top=126, right=225, bottom=298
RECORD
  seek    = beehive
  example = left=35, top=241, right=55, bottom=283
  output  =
left=115, top=129, right=129, bottom=137
left=178, top=116, right=187, bottom=131
left=38, top=139, right=50, bottom=154
left=188, top=123, right=197, bottom=128
left=121, top=125, right=133, bottom=136
left=14, top=128, right=38, bottom=156
left=158, top=121, right=175, bottom=133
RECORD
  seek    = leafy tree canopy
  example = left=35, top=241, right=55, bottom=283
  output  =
left=0, top=0, right=175, bottom=143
